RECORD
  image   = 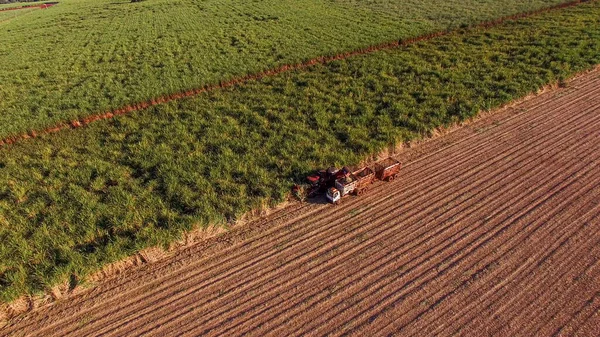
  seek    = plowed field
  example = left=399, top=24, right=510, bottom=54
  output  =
left=2, top=70, right=600, bottom=337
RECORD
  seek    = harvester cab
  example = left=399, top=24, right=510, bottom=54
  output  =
left=305, top=166, right=340, bottom=197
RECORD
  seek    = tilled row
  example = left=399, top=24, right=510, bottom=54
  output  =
left=402, top=190, right=600, bottom=336
left=384, top=181, right=600, bottom=337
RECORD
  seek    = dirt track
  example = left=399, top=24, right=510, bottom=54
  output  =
left=2, top=69, right=600, bottom=336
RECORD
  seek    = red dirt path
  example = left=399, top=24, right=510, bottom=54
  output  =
left=0, top=0, right=593, bottom=149
left=1, top=66, right=599, bottom=337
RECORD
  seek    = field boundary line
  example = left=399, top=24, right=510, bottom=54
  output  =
left=0, top=0, right=595, bottom=148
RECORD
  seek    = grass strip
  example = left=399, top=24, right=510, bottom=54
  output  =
left=0, top=0, right=599, bottom=302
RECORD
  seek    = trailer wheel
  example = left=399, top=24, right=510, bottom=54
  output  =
left=356, top=189, right=363, bottom=196
left=387, top=175, right=394, bottom=182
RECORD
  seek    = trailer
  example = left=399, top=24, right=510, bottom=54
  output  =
left=353, top=167, right=376, bottom=195
left=374, top=157, right=402, bottom=181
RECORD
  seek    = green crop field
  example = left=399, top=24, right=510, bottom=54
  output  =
left=0, top=0, right=576, bottom=139
left=0, top=1, right=598, bottom=302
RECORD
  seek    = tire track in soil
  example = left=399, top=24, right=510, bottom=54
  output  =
left=571, top=293, right=600, bottom=337
left=2, top=67, right=600, bottom=337
left=229, top=176, right=600, bottom=337
left=85, top=98, right=600, bottom=337
left=546, top=291, right=600, bottom=337
left=0, top=0, right=594, bottom=148
left=382, top=135, right=600, bottom=335
left=519, top=257, right=600, bottom=336
left=471, top=220, right=600, bottom=336
left=391, top=202, right=600, bottom=337
left=459, top=226, right=600, bottom=337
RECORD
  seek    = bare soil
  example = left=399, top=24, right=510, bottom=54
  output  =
left=2, top=70, right=600, bottom=337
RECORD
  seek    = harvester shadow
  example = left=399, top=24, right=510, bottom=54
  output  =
left=304, top=195, right=330, bottom=205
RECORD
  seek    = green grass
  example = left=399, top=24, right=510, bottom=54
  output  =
left=0, top=0, right=576, bottom=139
left=0, top=7, right=37, bottom=22
left=0, top=1, right=598, bottom=302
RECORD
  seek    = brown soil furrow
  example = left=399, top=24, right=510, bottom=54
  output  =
left=520, top=256, right=600, bottom=336
left=190, top=114, right=600, bottom=334
left=282, top=154, right=600, bottom=337
left=389, top=201, right=600, bottom=337
left=463, top=216, right=600, bottom=335
left=47, top=97, right=600, bottom=336
left=102, top=105, right=600, bottom=336
left=388, top=139, right=600, bottom=334
left=12, top=74, right=600, bottom=337
left=3, top=66, right=599, bottom=337
left=378, top=194, right=600, bottom=335
left=464, top=230, right=600, bottom=337
left=0, top=0, right=594, bottom=149
left=474, top=218, right=600, bottom=336
left=542, top=289, right=600, bottom=336
left=168, top=115, right=600, bottom=334
left=436, top=209, right=600, bottom=335
left=398, top=191, right=600, bottom=336
left=570, top=292, right=600, bottom=337
left=224, top=177, right=600, bottom=337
